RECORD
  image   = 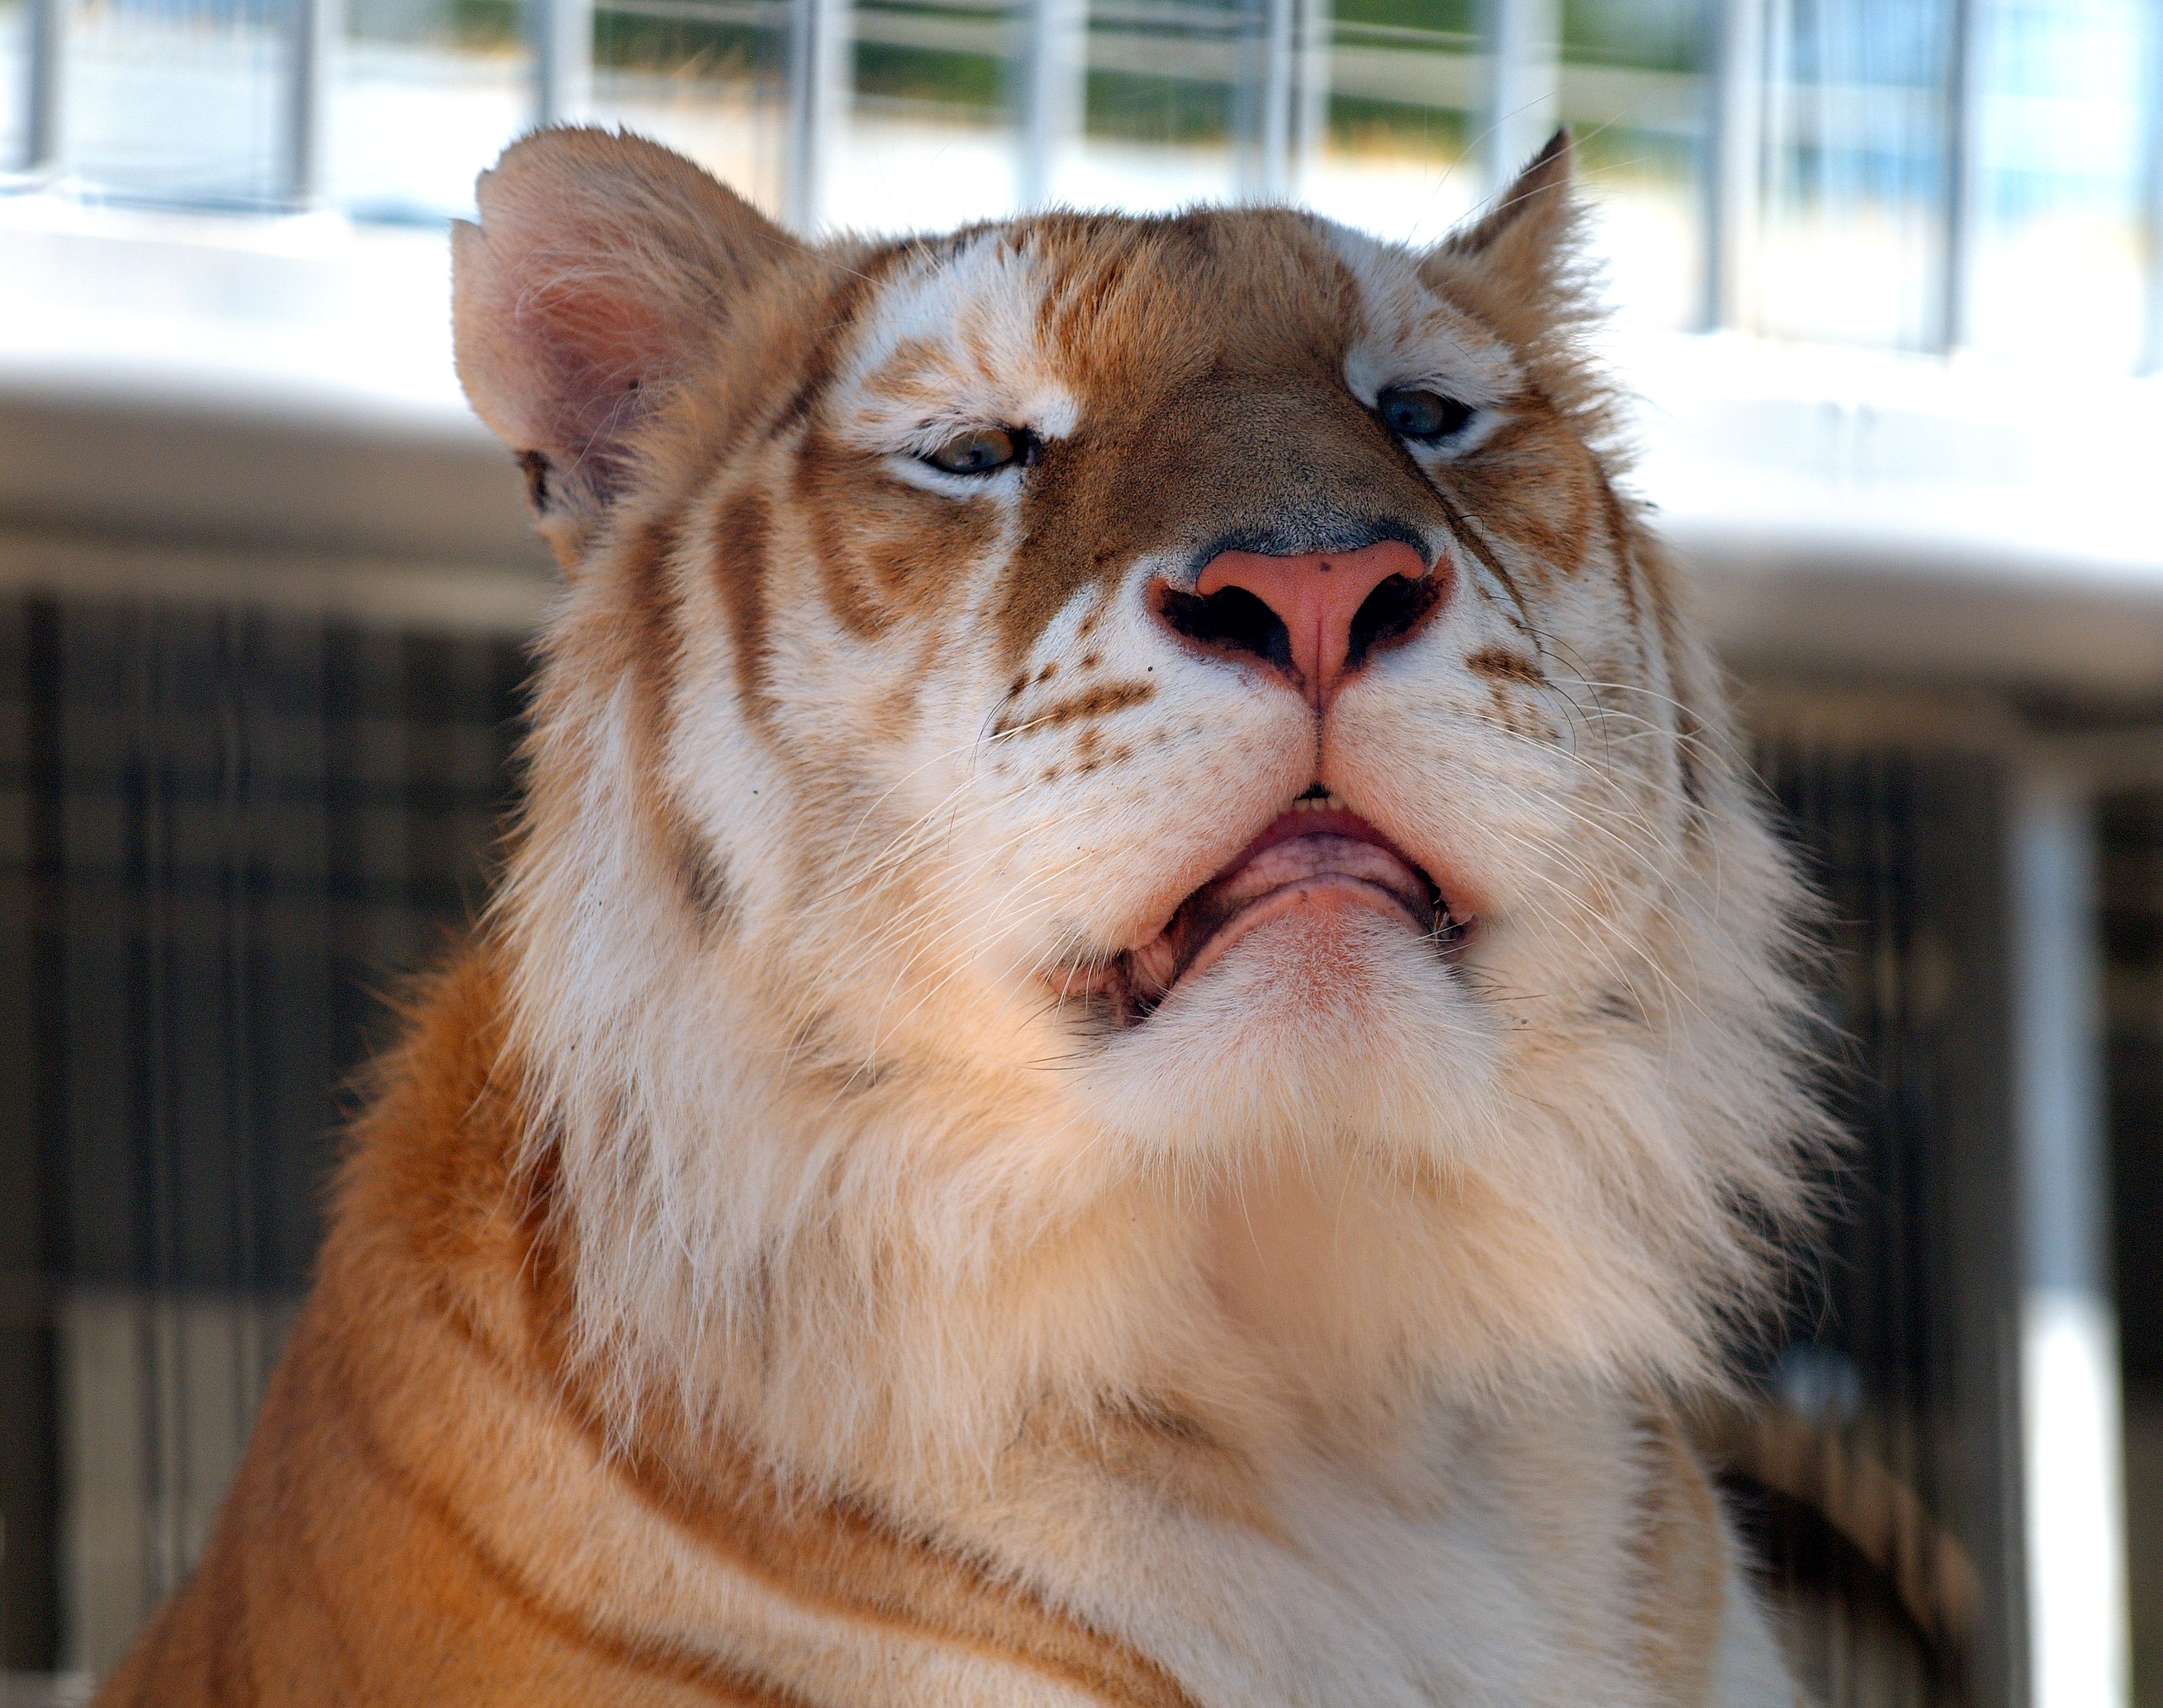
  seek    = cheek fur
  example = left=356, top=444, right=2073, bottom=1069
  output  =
left=485, top=195, right=1825, bottom=1509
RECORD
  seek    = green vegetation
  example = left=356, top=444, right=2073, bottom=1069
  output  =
left=344, top=0, right=521, bottom=51
left=595, top=11, right=779, bottom=75
left=414, top=0, right=1708, bottom=161
left=1326, top=92, right=1470, bottom=159
left=855, top=41, right=1007, bottom=113
left=1084, top=68, right=1235, bottom=144
left=1331, top=0, right=1473, bottom=38
left=1561, top=0, right=1701, bottom=73
left=445, top=0, right=519, bottom=46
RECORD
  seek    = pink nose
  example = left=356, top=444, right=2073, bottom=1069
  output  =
left=1190, top=539, right=1435, bottom=710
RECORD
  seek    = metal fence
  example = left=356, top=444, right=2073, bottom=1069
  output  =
left=2105, top=783, right=2163, bottom=1708
left=1752, top=734, right=2024, bottom=1708
left=4, top=0, right=2162, bottom=361
left=0, top=594, right=524, bottom=1679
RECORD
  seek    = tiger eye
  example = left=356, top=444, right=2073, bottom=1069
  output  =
left=925, top=427, right=1026, bottom=476
left=1377, top=387, right=1474, bottom=443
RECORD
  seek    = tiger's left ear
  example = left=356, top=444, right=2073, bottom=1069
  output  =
left=453, top=127, right=805, bottom=566
left=1422, top=131, right=1583, bottom=329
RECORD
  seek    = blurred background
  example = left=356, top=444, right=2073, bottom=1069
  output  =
left=0, top=0, right=2159, bottom=1703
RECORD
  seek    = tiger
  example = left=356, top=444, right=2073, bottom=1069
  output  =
left=93, top=124, right=1830, bottom=1705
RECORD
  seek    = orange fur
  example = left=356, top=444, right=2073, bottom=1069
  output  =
left=97, top=948, right=1202, bottom=1706
left=97, top=128, right=1827, bottom=1705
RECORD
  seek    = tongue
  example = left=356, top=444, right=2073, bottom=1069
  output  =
left=1196, top=832, right=1431, bottom=922
left=1125, top=829, right=1436, bottom=1001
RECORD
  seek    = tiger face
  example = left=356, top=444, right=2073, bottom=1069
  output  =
left=455, top=129, right=1816, bottom=1477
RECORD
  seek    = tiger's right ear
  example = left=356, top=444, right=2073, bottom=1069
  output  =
left=453, top=127, right=799, bottom=564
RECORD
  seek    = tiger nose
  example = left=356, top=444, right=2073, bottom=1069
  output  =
left=1158, top=540, right=1441, bottom=711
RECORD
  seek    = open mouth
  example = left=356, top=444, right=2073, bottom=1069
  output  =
left=1056, top=786, right=1470, bottom=1024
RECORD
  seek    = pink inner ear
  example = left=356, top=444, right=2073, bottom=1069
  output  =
left=517, top=271, right=675, bottom=471
left=456, top=133, right=798, bottom=507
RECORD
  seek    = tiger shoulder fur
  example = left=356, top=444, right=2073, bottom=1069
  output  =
left=95, top=126, right=1830, bottom=1706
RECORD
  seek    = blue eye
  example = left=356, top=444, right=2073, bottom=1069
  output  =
left=924, top=427, right=1030, bottom=475
left=1378, top=387, right=1473, bottom=443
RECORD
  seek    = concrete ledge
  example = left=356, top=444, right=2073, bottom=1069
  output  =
left=1677, top=518, right=2163, bottom=699
left=0, top=387, right=547, bottom=572
left=3, top=199, right=2161, bottom=698
left=0, top=523, right=553, bottom=634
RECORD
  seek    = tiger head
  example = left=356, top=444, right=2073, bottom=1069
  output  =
left=455, top=128, right=1818, bottom=1480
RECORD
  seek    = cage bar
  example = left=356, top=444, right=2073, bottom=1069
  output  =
left=285, top=0, right=341, bottom=204
left=24, top=0, right=62, bottom=172
left=1937, top=0, right=1984, bottom=352
left=1292, top=0, right=1326, bottom=183
left=1016, top=0, right=1086, bottom=209
left=534, top=0, right=596, bottom=125
left=785, top=0, right=851, bottom=231
left=1700, top=0, right=1762, bottom=331
left=2009, top=761, right=2132, bottom=1708
left=1479, top=0, right=1557, bottom=200
left=2143, top=0, right=2163, bottom=375
left=1251, top=0, right=1297, bottom=198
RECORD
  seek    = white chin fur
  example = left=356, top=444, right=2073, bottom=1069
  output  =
left=1075, top=908, right=1498, bottom=1172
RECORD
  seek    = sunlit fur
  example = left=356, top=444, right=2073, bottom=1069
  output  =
left=94, top=128, right=1826, bottom=1707
left=482, top=139, right=1822, bottom=1499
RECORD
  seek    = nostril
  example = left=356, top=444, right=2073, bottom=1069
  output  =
left=1154, top=583, right=1294, bottom=677
left=1345, top=572, right=1446, bottom=672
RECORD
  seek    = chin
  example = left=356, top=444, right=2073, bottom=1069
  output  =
left=1072, top=905, right=1500, bottom=1174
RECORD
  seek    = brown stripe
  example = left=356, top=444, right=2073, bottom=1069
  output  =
left=477, top=1156, right=1196, bottom=1706
left=622, top=508, right=689, bottom=752
left=767, top=244, right=911, bottom=438
left=1467, top=647, right=1544, bottom=685
left=1625, top=1408, right=1726, bottom=1708
left=679, top=841, right=737, bottom=929
left=318, top=1326, right=811, bottom=1707
left=277, top=1477, right=373, bottom=1700
left=991, top=681, right=1156, bottom=740
left=711, top=485, right=776, bottom=713
left=1428, top=480, right=1538, bottom=637
left=617, top=504, right=740, bottom=929
left=1596, top=471, right=1643, bottom=639
left=579, top=1348, right=1197, bottom=1705
left=800, top=464, right=891, bottom=639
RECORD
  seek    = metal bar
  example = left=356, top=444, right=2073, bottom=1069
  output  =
left=285, top=0, right=341, bottom=206
left=1479, top=0, right=1557, bottom=200
left=1228, top=0, right=1261, bottom=196
left=2140, top=0, right=2163, bottom=374
left=1937, top=0, right=1985, bottom=351
left=24, top=0, right=63, bottom=173
left=1759, top=0, right=1790, bottom=319
left=1016, top=0, right=1087, bottom=209
left=785, top=0, right=850, bottom=232
left=1292, top=0, right=1328, bottom=186
left=1700, top=0, right=1762, bottom=331
left=1251, top=0, right=1296, bottom=198
left=535, top=0, right=596, bottom=126
left=2008, top=762, right=2131, bottom=1708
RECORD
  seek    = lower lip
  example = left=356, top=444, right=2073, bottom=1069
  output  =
left=1169, top=868, right=1432, bottom=997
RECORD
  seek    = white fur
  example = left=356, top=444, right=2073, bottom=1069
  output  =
left=484, top=201, right=1821, bottom=1703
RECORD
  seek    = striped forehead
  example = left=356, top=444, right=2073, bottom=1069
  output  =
left=837, top=215, right=1528, bottom=433
left=1320, top=222, right=1523, bottom=411
left=837, top=231, right=1079, bottom=442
